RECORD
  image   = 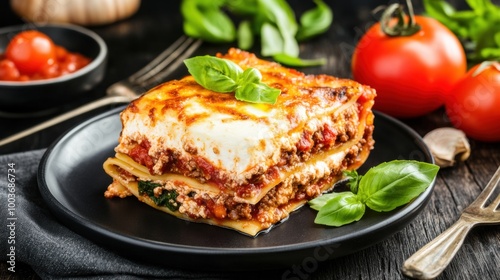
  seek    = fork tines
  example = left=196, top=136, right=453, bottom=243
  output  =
left=129, top=35, right=202, bottom=87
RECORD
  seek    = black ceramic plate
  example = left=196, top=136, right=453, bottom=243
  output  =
left=38, top=107, right=435, bottom=271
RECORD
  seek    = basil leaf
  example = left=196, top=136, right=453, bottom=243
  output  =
left=184, top=55, right=281, bottom=104
left=308, top=192, right=344, bottom=211
left=235, top=81, right=281, bottom=104
left=314, top=192, right=365, bottom=227
left=296, top=0, right=333, bottom=41
left=181, top=0, right=331, bottom=68
left=184, top=56, right=242, bottom=92
left=257, top=0, right=299, bottom=57
left=239, top=68, right=262, bottom=84
left=237, top=20, right=254, bottom=50
left=272, top=53, right=326, bottom=67
left=181, top=0, right=235, bottom=43
left=226, top=0, right=258, bottom=15
left=342, top=170, right=362, bottom=194
left=261, top=23, right=284, bottom=57
left=357, top=160, right=439, bottom=212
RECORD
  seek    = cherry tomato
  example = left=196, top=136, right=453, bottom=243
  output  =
left=445, top=62, right=500, bottom=142
left=0, top=59, right=20, bottom=81
left=352, top=10, right=467, bottom=118
left=5, top=30, right=57, bottom=75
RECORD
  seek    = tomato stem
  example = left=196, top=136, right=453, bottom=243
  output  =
left=380, top=0, right=420, bottom=37
left=472, top=61, right=500, bottom=77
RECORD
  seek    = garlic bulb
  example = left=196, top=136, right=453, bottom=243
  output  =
left=10, top=0, right=141, bottom=26
left=423, top=127, right=471, bottom=168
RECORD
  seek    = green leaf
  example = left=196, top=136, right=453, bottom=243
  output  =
left=342, top=170, right=362, bottom=194
left=478, top=47, right=500, bottom=59
left=422, top=0, right=469, bottom=38
left=466, top=0, right=492, bottom=13
left=448, top=10, right=477, bottom=23
left=296, top=0, right=333, bottom=41
left=237, top=20, right=254, bottom=50
left=180, top=0, right=235, bottom=43
left=235, top=81, right=281, bottom=104
left=423, top=0, right=457, bottom=20
left=272, top=53, right=326, bottom=67
left=495, top=31, right=500, bottom=46
left=257, top=0, right=298, bottom=35
left=138, top=181, right=179, bottom=211
left=424, top=0, right=500, bottom=62
left=308, top=192, right=344, bottom=211
left=226, top=0, right=258, bottom=15
left=184, top=56, right=242, bottom=92
left=180, top=0, right=331, bottom=68
left=314, top=192, right=365, bottom=227
left=257, top=0, right=299, bottom=57
left=184, top=55, right=281, bottom=104
left=239, top=68, right=262, bottom=84
left=357, top=160, right=439, bottom=212
left=261, top=23, right=284, bottom=57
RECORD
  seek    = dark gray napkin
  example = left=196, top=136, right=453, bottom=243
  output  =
left=0, top=149, right=281, bottom=280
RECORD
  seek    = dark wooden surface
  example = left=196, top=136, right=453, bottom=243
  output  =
left=1, top=1, right=499, bottom=279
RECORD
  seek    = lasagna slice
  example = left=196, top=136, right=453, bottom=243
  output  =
left=103, top=48, right=376, bottom=236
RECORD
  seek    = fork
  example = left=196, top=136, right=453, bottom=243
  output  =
left=0, top=35, right=202, bottom=147
left=402, top=165, right=500, bottom=279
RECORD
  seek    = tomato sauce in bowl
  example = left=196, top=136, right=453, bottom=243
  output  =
left=0, top=30, right=91, bottom=81
left=0, top=24, right=107, bottom=115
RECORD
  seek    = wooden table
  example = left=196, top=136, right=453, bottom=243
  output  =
left=1, top=1, right=499, bottom=279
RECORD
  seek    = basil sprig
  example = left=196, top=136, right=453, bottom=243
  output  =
left=423, top=0, right=500, bottom=61
left=180, top=0, right=333, bottom=67
left=309, top=160, right=439, bottom=227
left=184, top=56, right=281, bottom=104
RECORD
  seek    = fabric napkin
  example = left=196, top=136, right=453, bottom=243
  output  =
left=0, top=150, right=282, bottom=280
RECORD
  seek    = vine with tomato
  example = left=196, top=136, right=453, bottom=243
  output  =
left=351, top=0, right=500, bottom=142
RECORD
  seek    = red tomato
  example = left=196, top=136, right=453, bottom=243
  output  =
left=352, top=15, right=467, bottom=118
left=5, top=30, right=56, bottom=75
left=0, top=59, right=20, bottom=81
left=445, top=62, right=500, bottom=142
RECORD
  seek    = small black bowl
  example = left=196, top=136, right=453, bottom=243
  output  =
left=0, top=23, right=107, bottom=116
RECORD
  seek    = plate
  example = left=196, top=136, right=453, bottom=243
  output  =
left=38, top=107, right=435, bottom=271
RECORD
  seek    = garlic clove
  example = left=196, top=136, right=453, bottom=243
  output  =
left=423, top=127, right=471, bottom=168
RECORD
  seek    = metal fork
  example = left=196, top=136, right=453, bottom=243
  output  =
left=0, top=35, right=202, bottom=147
left=402, top=165, right=500, bottom=279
